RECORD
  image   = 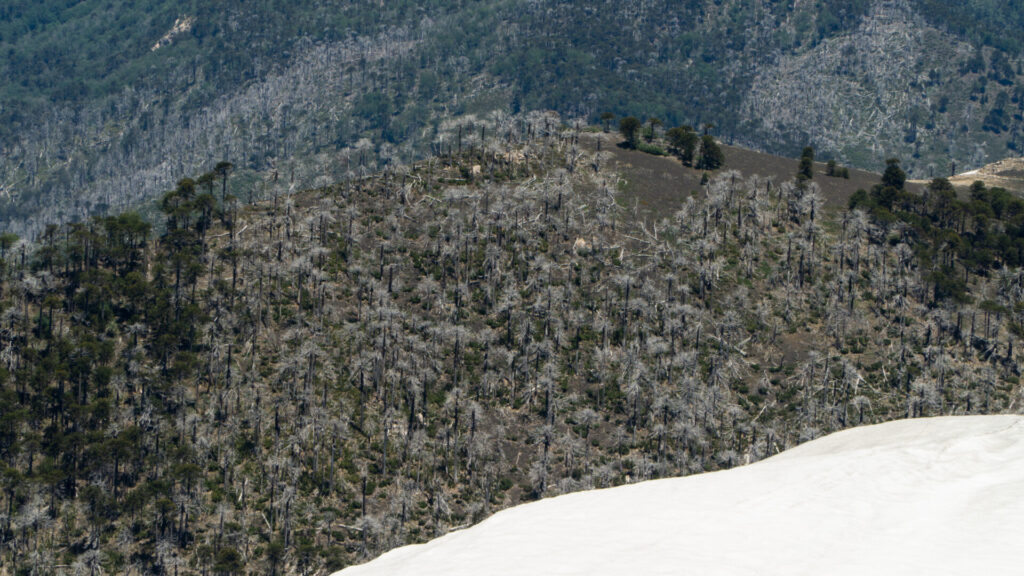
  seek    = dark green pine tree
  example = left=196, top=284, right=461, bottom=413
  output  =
left=697, top=134, right=725, bottom=170
left=600, top=112, right=616, bottom=133
left=881, top=157, right=906, bottom=190
left=619, top=116, right=642, bottom=149
left=798, top=146, right=815, bottom=181
left=667, top=126, right=699, bottom=166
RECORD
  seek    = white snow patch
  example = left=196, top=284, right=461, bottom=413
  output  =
left=333, top=416, right=1024, bottom=576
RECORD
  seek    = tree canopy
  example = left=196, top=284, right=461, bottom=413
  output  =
left=619, top=116, right=642, bottom=149
left=696, top=135, right=725, bottom=170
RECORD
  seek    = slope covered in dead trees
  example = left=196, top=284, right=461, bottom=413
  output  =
left=0, top=118, right=1021, bottom=575
left=6, top=0, right=1024, bottom=237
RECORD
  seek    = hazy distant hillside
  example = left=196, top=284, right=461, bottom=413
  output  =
left=3, top=0, right=1024, bottom=235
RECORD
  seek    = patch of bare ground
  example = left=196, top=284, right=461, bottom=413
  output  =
left=919, top=157, right=1024, bottom=195
left=582, top=132, right=915, bottom=221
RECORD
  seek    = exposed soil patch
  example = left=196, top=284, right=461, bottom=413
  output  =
left=778, top=331, right=819, bottom=367
left=581, top=132, right=904, bottom=222
left=925, top=156, right=1024, bottom=195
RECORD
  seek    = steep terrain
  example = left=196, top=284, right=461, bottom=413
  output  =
left=4, top=0, right=1024, bottom=236
left=0, top=120, right=1022, bottom=574
left=742, top=0, right=985, bottom=171
left=335, top=415, right=1024, bottom=576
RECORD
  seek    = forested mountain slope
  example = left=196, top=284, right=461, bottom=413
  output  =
left=3, top=0, right=1024, bottom=236
left=0, top=118, right=1021, bottom=574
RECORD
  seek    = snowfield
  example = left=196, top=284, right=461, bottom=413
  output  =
left=333, top=416, right=1024, bottom=576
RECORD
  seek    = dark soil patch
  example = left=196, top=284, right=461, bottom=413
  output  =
left=720, top=146, right=900, bottom=209
left=778, top=331, right=819, bottom=367
left=581, top=133, right=917, bottom=221
left=592, top=137, right=704, bottom=218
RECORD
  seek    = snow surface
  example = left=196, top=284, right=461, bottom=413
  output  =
left=333, top=416, right=1024, bottom=576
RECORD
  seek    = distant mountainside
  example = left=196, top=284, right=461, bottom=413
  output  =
left=334, top=416, right=1024, bottom=576
left=2, top=0, right=1024, bottom=234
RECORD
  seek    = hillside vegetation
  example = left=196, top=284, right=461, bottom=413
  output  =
left=4, top=0, right=1024, bottom=235
left=0, top=116, right=1021, bottom=575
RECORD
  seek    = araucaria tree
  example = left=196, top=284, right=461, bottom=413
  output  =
left=619, top=116, right=642, bottom=148
left=881, top=157, right=906, bottom=190
left=646, top=117, right=662, bottom=142
left=667, top=125, right=699, bottom=166
left=600, top=112, right=616, bottom=133
left=697, top=134, right=724, bottom=170
left=798, top=146, right=814, bottom=181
